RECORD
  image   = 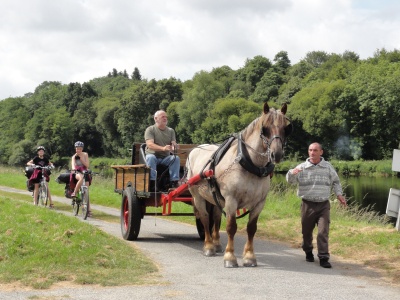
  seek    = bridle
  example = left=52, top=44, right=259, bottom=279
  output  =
left=259, top=127, right=285, bottom=148
left=258, top=116, right=293, bottom=160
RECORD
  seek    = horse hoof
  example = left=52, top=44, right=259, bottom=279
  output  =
left=224, top=260, right=239, bottom=268
left=214, top=245, right=223, bottom=253
left=243, top=259, right=257, bottom=267
left=204, top=249, right=216, bottom=257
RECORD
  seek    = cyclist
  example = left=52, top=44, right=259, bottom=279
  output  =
left=70, top=141, right=90, bottom=197
left=27, top=146, right=55, bottom=208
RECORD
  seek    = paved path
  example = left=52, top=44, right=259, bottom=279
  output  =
left=1, top=186, right=400, bottom=299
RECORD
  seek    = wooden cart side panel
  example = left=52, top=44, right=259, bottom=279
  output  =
left=175, top=144, right=199, bottom=167
left=112, top=165, right=150, bottom=191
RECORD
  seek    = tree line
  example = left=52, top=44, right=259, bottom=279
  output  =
left=1, top=49, right=400, bottom=166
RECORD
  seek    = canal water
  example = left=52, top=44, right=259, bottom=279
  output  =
left=273, top=174, right=400, bottom=216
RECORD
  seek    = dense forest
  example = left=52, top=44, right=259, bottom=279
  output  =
left=1, top=49, right=400, bottom=166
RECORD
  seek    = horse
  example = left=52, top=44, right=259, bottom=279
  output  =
left=186, top=102, right=292, bottom=267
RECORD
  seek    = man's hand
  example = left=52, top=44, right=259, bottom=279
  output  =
left=291, top=167, right=303, bottom=175
left=163, top=145, right=173, bottom=152
left=337, top=195, right=347, bottom=207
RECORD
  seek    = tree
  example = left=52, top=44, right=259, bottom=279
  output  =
left=302, top=51, right=330, bottom=68
left=176, top=71, right=225, bottom=143
left=251, top=70, right=283, bottom=103
left=7, top=139, right=35, bottom=166
left=210, top=65, right=235, bottom=95
left=132, top=67, right=142, bottom=81
left=235, top=55, right=272, bottom=92
left=342, top=50, right=359, bottom=62
left=0, top=97, right=30, bottom=163
left=289, top=80, right=347, bottom=154
left=41, top=108, right=75, bottom=159
left=95, top=96, right=122, bottom=156
left=63, top=83, right=83, bottom=115
left=72, top=97, right=103, bottom=157
left=273, top=51, right=291, bottom=74
left=193, top=98, right=260, bottom=143
left=348, top=59, right=400, bottom=159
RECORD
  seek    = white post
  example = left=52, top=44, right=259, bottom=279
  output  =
left=389, top=150, right=400, bottom=231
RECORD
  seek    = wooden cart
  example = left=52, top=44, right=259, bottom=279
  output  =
left=111, top=143, right=214, bottom=240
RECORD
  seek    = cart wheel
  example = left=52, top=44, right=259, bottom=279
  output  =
left=121, top=187, right=142, bottom=240
left=195, top=206, right=216, bottom=240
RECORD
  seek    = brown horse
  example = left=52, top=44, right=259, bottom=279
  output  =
left=186, top=102, right=292, bottom=267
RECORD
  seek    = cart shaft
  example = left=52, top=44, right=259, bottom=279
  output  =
left=161, top=169, right=214, bottom=215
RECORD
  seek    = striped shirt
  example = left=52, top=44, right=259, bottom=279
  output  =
left=286, top=157, right=343, bottom=202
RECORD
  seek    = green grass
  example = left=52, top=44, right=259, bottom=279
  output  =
left=0, top=194, right=159, bottom=289
left=1, top=164, right=400, bottom=287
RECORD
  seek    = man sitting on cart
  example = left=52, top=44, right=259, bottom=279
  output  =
left=144, top=110, right=180, bottom=191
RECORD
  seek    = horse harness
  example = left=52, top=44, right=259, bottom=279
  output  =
left=200, top=133, right=276, bottom=218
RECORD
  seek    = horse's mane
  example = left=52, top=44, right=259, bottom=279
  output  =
left=241, top=108, right=286, bottom=138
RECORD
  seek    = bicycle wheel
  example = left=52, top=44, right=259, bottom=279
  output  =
left=81, top=187, right=89, bottom=220
left=38, top=181, right=48, bottom=207
left=72, top=197, right=80, bottom=216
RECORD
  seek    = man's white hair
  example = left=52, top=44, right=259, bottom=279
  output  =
left=154, top=110, right=166, bottom=118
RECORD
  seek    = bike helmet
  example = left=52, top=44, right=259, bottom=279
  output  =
left=37, top=146, right=45, bottom=152
left=74, top=141, right=84, bottom=148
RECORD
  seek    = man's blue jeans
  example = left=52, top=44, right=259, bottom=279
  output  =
left=145, top=154, right=181, bottom=181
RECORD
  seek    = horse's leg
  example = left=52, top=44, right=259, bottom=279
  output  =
left=211, top=204, right=223, bottom=253
left=195, top=197, right=216, bottom=256
left=242, top=214, right=259, bottom=267
left=224, top=214, right=238, bottom=268
left=242, top=198, right=266, bottom=267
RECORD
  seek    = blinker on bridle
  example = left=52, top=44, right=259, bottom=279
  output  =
left=259, top=117, right=292, bottom=149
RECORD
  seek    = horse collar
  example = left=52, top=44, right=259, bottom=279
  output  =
left=237, top=134, right=275, bottom=177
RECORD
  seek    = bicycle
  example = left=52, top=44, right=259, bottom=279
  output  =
left=71, top=169, right=92, bottom=220
left=32, top=165, right=53, bottom=207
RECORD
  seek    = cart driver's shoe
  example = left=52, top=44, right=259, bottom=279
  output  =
left=170, top=181, right=179, bottom=188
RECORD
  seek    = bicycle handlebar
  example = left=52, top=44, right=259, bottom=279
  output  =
left=32, top=165, right=54, bottom=170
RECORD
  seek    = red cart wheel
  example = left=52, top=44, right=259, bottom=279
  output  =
left=121, top=187, right=142, bottom=240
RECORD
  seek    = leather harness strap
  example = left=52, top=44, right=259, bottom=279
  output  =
left=202, top=134, right=272, bottom=219
left=237, top=134, right=275, bottom=178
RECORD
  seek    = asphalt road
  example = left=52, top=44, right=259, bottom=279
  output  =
left=1, top=186, right=400, bottom=300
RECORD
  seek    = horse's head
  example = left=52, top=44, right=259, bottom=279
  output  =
left=259, top=102, right=293, bottom=163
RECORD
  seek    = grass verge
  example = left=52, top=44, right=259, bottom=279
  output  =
left=0, top=192, right=159, bottom=289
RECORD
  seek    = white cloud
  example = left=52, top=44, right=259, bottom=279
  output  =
left=0, top=0, right=399, bottom=100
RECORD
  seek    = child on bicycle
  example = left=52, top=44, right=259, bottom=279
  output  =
left=27, top=146, right=55, bottom=207
left=70, top=141, right=91, bottom=204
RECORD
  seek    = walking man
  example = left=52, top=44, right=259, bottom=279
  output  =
left=286, top=142, right=347, bottom=268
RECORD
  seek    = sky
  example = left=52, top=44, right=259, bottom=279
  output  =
left=1, top=0, right=399, bottom=100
